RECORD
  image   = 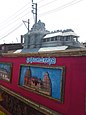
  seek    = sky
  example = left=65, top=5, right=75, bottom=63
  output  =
left=0, top=0, right=86, bottom=44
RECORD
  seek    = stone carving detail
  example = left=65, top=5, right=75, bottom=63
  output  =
left=31, top=20, right=46, bottom=32
left=23, top=20, right=47, bottom=49
left=22, top=20, right=83, bottom=51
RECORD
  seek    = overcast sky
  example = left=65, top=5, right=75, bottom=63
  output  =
left=0, top=0, right=86, bottom=44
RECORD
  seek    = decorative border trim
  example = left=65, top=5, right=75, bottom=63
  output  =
left=0, top=85, right=62, bottom=115
left=1, top=49, right=86, bottom=57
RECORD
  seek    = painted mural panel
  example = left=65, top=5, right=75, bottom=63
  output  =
left=19, top=65, right=65, bottom=101
left=0, top=63, right=12, bottom=82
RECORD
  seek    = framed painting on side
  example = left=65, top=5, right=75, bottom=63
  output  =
left=19, top=64, right=65, bottom=102
left=0, top=62, right=12, bottom=82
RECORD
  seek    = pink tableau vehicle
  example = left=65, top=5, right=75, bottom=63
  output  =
left=0, top=1, right=86, bottom=115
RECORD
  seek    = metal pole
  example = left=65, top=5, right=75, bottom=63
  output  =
left=28, top=19, right=30, bottom=32
left=35, top=3, right=37, bottom=24
left=31, top=0, right=37, bottom=24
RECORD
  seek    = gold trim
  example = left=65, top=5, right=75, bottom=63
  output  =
left=0, top=105, right=11, bottom=115
left=1, top=48, right=86, bottom=57
left=0, top=85, right=62, bottom=115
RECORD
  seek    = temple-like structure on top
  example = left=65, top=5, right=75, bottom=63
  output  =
left=20, top=19, right=83, bottom=53
left=14, top=0, right=84, bottom=53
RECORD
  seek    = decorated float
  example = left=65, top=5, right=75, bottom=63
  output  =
left=0, top=1, right=86, bottom=115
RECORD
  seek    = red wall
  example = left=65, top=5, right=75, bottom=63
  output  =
left=0, top=55, right=86, bottom=115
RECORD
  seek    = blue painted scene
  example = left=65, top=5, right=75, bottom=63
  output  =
left=0, top=63, right=12, bottom=82
left=19, top=65, right=63, bottom=100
